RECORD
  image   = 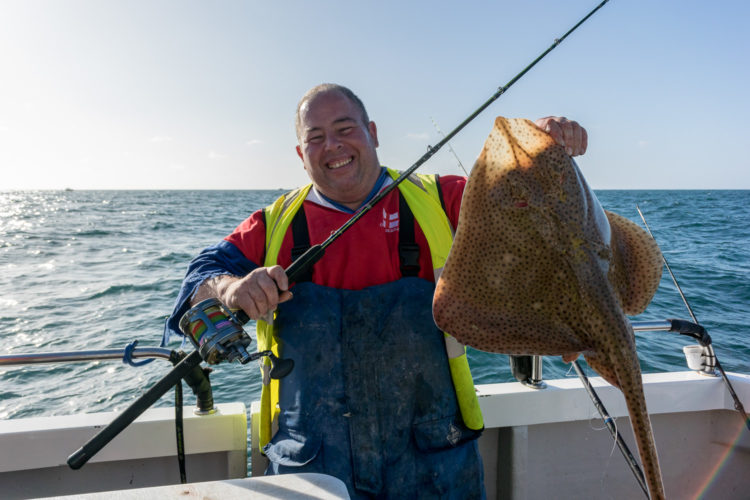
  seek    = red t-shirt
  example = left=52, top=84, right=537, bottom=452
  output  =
left=226, top=175, right=466, bottom=290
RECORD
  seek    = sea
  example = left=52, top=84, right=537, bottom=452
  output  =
left=1, top=189, right=749, bottom=429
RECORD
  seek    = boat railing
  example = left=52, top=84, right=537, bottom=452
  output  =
left=0, top=346, right=175, bottom=366
left=509, top=319, right=718, bottom=389
left=0, top=344, right=216, bottom=418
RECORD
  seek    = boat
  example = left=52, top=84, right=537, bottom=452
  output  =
left=1, top=321, right=748, bottom=499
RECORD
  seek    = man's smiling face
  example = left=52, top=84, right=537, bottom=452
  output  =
left=296, top=89, right=381, bottom=210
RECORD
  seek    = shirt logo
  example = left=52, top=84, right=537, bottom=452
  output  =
left=380, top=208, right=399, bottom=233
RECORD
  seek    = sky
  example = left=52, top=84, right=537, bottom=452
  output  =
left=0, top=0, right=748, bottom=190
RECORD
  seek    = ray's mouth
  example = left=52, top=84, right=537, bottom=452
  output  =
left=327, top=157, right=354, bottom=169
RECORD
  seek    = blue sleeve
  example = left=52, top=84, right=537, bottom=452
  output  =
left=163, top=240, right=259, bottom=342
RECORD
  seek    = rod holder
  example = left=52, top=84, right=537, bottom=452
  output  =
left=509, top=355, right=546, bottom=389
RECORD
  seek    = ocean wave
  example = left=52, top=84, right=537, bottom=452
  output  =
left=152, top=251, right=194, bottom=263
left=147, top=221, right=177, bottom=231
left=83, top=282, right=169, bottom=301
left=74, top=229, right=121, bottom=237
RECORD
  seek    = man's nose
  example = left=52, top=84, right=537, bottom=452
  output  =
left=324, top=135, right=342, bottom=151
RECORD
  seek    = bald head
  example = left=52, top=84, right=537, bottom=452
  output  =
left=295, top=84, right=370, bottom=140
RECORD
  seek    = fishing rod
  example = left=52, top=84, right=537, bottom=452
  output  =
left=431, top=116, right=469, bottom=176
left=572, top=360, right=649, bottom=498
left=636, top=205, right=750, bottom=431
left=279, top=0, right=611, bottom=286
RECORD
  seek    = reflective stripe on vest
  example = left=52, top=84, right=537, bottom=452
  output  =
left=255, top=169, right=483, bottom=449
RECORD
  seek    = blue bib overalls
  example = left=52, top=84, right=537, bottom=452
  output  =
left=263, top=279, right=485, bottom=499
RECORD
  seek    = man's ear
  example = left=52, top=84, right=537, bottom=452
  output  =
left=296, top=145, right=304, bottom=161
left=368, top=121, right=379, bottom=148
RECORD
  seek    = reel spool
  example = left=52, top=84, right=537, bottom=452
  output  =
left=180, top=298, right=252, bottom=364
left=179, top=298, right=293, bottom=378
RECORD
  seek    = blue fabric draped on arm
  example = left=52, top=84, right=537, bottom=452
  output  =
left=163, top=240, right=259, bottom=342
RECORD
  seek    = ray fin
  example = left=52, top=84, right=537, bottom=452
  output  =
left=605, top=210, right=663, bottom=315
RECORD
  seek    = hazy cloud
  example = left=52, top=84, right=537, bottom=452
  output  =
left=246, top=139, right=262, bottom=146
left=208, top=150, right=227, bottom=160
left=150, top=136, right=173, bottom=143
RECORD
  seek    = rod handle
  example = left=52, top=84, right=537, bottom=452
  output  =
left=668, top=318, right=711, bottom=345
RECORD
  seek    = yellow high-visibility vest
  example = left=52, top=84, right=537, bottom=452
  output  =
left=255, top=168, right=483, bottom=449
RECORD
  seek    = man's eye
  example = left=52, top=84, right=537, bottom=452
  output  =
left=308, top=135, right=323, bottom=143
left=339, top=127, right=353, bottom=135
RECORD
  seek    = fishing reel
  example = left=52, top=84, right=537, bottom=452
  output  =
left=179, top=298, right=293, bottom=379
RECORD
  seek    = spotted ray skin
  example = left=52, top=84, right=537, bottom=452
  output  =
left=433, top=117, right=665, bottom=499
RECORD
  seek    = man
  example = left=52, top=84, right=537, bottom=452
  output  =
left=167, top=83, right=587, bottom=498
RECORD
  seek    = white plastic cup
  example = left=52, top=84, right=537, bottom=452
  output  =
left=683, top=345, right=704, bottom=371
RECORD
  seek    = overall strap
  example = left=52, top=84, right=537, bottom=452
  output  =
left=433, top=174, right=450, bottom=220
left=290, top=206, right=313, bottom=282
left=398, top=193, right=420, bottom=277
